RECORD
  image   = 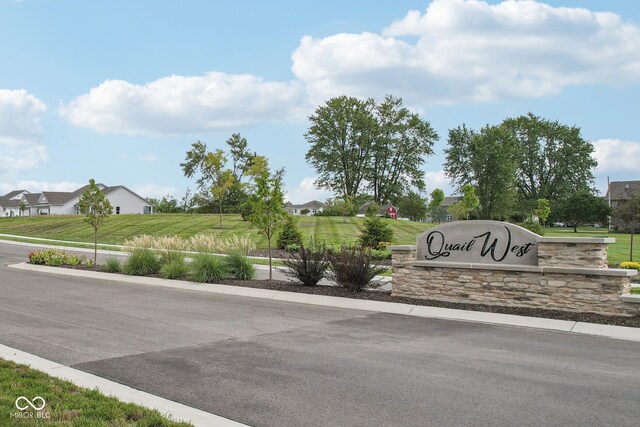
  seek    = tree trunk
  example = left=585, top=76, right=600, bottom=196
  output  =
left=268, top=236, right=272, bottom=280
left=573, top=224, right=577, bottom=233
left=219, top=200, right=223, bottom=228
left=94, top=228, right=98, bottom=268
left=631, top=232, right=635, bottom=262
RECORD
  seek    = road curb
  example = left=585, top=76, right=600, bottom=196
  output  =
left=0, top=342, right=247, bottom=427
left=9, top=262, right=640, bottom=342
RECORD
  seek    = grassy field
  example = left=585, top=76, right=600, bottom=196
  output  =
left=0, top=214, right=432, bottom=248
left=0, top=358, right=191, bottom=426
left=0, top=215, right=637, bottom=265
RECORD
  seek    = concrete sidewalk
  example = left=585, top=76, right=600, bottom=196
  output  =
left=9, top=261, right=640, bottom=343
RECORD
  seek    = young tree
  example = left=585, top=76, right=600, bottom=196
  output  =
left=555, top=191, right=610, bottom=233
left=78, top=179, right=113, bottom=266
left=18, top=201, right=26, bottom=217
left=460, top=184, right=480, bottom=220
left=427, top=189, right=445, bottom=223
left=445, top=124, right=518, bottom=219
left=249, top=159, right=286, bottom=280
left=613, top=196, right=640, bottom=262
left=502, top=113, right=597, bottom=202
left=398, top=192, right=428, bottom=222
left=207, top=149, right=235, bottom=228
left=535, top=198, right=551, bottom=228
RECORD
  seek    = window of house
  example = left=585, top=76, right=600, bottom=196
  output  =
left=294, top=209, right=297, bottom=213
left=116, top=206, right=120, bottom=215
left=312, top=209, right=316, bottom=213
left=446, top=214, right=453, bottom=221
left=144, top=206, right=152, bottom=214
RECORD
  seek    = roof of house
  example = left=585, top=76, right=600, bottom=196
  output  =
left=443, top=196, right=462, bottom=206
left=41, top=191, right=78, bottom=205
left=23, top=194, right=43, bottom=205
left=358, top=202, right=396, bottom=215
left=288, top=200, right=325, bottom=209
left=0, top=196, right=21, bottom=208
left=605, top=180, right=640, bottom=201
left=2, top=190, right=28, bottom=199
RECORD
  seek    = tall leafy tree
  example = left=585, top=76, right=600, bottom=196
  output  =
left=305, top=96, right=376, bottom=200
left=554, top=191, right=610, bottom=233
left=248, top=157, right=286, bottom=280
left=305, top=95, right=437, bottom=203
left=502, top=113, right=597, bottom=202
left=78, top=179, right=113, bottom=266
left=444, top=125, right=517, bottom=219
left=397, top=191, right=428, bottom=222
left=368, top=95, right=437, bottom=203
left=535, top=198, right=551, bottom=228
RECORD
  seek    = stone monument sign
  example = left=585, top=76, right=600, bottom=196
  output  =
left=416, top=220, right=538, bottom=266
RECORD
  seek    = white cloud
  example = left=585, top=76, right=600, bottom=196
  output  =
left=137, top=153, right=158, bottom=162
left=292, top=0, right=640, bottom=105
left=0, top=89, right=48, bottom=177
left=285, top=176, right=334, bottom=205
left=593, top=138, right=640, bottom=172
left=0, top=180, right=81, bottom=196
left=60, top=72, right=306, bottom=136
left=424, top=169, right=454, bottom=195
left=130, top=183, right=179, bottom=199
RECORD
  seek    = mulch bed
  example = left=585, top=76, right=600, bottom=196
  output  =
left=248, top=249, right=392, bottom=266
left=57, top=264, right=640, bottom=328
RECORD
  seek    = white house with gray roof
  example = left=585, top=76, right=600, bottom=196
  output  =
left=286, top=200, right=325, bottom=216
left=1, top=184, right=153, bottom=217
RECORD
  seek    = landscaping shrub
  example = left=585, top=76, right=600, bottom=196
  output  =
left=519, top=218, right=545, bottom=236
left=620, top=261, right=640, bottom=270
left=224, top=252, right=256, bottom=280
left=102, top=257, right=122, bottom=273
left=277, top=215, right=303, bottom=249
left=28, top=249, right=88, bottom=267
left=369, top=248, right=392, bottom=260
left=326, top=244, right=387, bottom=292
left=300, top=208, right=310, bottom=215
left=123, top=249, right=161, bottom=276
left=161, top=258, right=189, bottom=280
left=190, top=254, right=227, bottom=283
left=155, top=235, right=188, bottom=265
left=282, top=241, right=329, bottom=286
left=358, top=216, right=394, bottom=250
left=286, top=243, right=300, bottom=252
left=188, top=234, right=222, bottom=253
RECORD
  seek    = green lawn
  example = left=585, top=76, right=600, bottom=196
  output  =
left=0, top=214, right=432, bottom=248
left=0, top=358, right=191, bottom=426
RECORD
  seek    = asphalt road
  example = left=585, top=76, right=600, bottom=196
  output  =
left=1, top=241, right=640, bottom=426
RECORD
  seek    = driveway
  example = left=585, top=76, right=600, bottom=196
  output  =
left=1, top=241, right=639, bottom=426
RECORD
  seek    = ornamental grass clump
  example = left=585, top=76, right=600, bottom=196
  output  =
left=190, top=254, right=227, bottom=283
left=282, top=241, right=329, bottom=286
left=161, top=258, right=190, bottom=280
left=189, top=234, right=222, bottom=254
left=102, top=257, right=122, bottom=273
left=154, top=235, right=188, bottom=265
left=123, top=249, right=161, bottom=276
left=223, top=251, right=256, bottom=280
left=220, top=235, right=256, bottom=256
left=326, top=244, right=387, bottom=292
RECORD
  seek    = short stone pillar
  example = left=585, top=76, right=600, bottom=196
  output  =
left=390, top=221, right=639, bottom=316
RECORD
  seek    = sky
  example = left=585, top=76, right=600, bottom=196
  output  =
left=1, top=0, right=639, bottom=204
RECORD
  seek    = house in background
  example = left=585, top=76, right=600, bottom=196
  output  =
left=427, top=196, right=462, bottom=223
left=605, top=180, right=640, bottom=208
left=286, top=200, right=325, bottom=216
left=356, top=202, right=398, bottom=219
left=0, top=184, right=153, bottom=217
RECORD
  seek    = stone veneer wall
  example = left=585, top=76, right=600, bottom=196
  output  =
left=391, top=246, right=638, bottom=317
left=537, top=241, right=609, bottom=269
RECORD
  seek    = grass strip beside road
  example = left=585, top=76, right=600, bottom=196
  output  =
left=0, top=358, right=192, bottom=426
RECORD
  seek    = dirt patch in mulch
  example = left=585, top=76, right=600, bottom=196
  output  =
left=54, top=263, right=640, bottom=328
